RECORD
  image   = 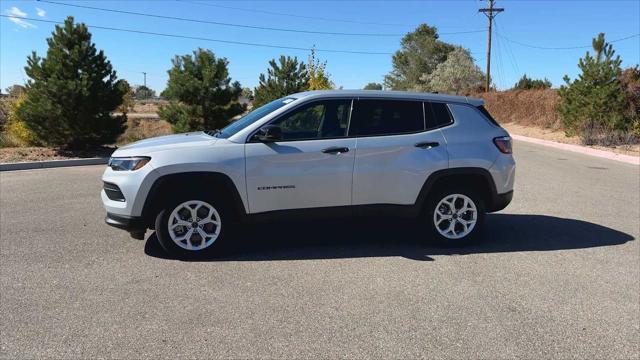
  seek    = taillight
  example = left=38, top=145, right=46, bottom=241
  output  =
left=493, top=136, right=512, bottom=154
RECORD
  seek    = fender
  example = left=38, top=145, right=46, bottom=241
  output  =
left=414, top=167, right=498, bottom=210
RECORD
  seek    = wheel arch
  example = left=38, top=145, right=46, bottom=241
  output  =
left=415, top=167, right=500, bottom=213
left=141, top=171, right=247, bottom=228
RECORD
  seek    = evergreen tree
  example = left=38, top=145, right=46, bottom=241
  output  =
left=307, top=47, right=333, bottom=90
left=134, top=85, right=156, bottom=100
left=363, top=82, right=383, bottom=90
left=384, top=24, right=455, bottom=90
left=17, top=17, right=126, bottom=148
left=159, top=48, right=245, bottom=133
left=253, top=56, right=309, bottom=108
left=558, top=33, right=629, bottom=141
left=513, top=74, right=552, bottom=90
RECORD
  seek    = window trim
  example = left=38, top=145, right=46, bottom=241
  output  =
left=424, top=101, right=455, bottom=131
left=246, top=98, right=355, bottom=143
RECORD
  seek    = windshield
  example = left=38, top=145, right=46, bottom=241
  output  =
left=215, top=97, right=296, bottom=138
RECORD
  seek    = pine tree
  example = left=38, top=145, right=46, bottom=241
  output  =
left=253, top=56, right=309, bottom=108
left=558, top=33, right=628, bottom=143
left=17, top=17, right=127, bottom=148
left=159, top=48, right=245, bottom=133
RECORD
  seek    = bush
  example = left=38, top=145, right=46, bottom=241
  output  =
left=0, top=95, right=38, bottom=147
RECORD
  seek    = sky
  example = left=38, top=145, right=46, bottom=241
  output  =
left=1, top=0, right=639, bottom=94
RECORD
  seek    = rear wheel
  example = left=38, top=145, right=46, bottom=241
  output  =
left=155, top=194, right=228, bottom=258
left=425, top=188, right=485, bottom=246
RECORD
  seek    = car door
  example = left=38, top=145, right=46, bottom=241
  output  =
left=245, top=99, right=356, bottom=213
left=350, top=99, right=449, bottom=206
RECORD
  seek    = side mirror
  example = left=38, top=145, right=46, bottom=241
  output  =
left=254, top=125, right=283, bottom=143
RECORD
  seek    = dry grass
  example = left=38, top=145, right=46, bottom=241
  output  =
left=472, top=89, right=563, bottom=130
left=117, top=118, right=173, bottom=145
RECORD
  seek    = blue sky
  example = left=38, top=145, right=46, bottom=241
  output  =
left=1, top=0, right=639, bottom=94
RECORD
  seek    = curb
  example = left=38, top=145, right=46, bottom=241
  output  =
left=511, top=134, right=640, bottom=165
left=0, top=157, right=108, bottom=172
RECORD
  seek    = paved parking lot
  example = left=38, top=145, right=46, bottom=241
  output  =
left=1, top=141, right=638, bottom=358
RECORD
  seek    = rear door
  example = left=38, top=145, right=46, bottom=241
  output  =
left=245, top=99, right=356, bottom=213
left=350, top=99, right=449, bottom=205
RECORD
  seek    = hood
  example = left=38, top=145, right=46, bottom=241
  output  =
left=114, top=132, right=217, bottom=156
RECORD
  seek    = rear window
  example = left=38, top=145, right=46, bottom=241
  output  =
left=476, top=105, right=501, bottom=127
left=425, top=102, right=454, bottom=129
left=350, top=100, right=424, bottom=136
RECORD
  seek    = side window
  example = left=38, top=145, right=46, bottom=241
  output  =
left=425, top=102, right=454, bottom=129
left=350, top=100, right=424, bottom=136
left=272, top=100, right=351, bottom=140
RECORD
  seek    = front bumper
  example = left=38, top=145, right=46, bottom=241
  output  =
left=105, top=212, right=147, bottom=233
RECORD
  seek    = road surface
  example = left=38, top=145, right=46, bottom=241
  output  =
left=1, top=141, right=638, bottom=358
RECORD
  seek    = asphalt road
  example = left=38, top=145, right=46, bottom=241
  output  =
left=1, top=141, right=638, bottom=359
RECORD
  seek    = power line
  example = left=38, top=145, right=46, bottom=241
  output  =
left=39, top=0, right=487, bottom=37
left=0, top=15, right=394, bottom=55
left=496, top=32, right=640, bottom=50
left=181, top=0, right=412, bottom=27
left=37, top=0, right=401, bottom=37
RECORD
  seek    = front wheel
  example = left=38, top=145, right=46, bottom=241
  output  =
left=155, top=195, right=227, bottom=258
left=425, top=189, right=485, bottom=246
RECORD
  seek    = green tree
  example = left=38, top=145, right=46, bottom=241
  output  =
left=253, top=56, right=308, bottom=108
left=419, top=47, right=484, bottom=94
left=134, top=85, right=156, bottom=100
left=384, top=24, right=455, bottom=90
left=159, top=48, right=245, bottom=133
left=16, top=17, right=126, bottom=148
left=241, top=87, right=254, bottom=101
left=558, top=33, right=629, bottom=143
left=307, top=47, right=333, bottom=90
left=513, top=74, right=552, bottom=90
left=363, top=82, right=383, bottom=90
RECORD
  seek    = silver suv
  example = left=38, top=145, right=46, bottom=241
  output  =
left=102, top=90, right=515, bottom=258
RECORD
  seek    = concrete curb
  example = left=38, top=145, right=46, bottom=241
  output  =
left=512, top=134, right=640, bottom=165
left=0, top=157, right=108, bottom=172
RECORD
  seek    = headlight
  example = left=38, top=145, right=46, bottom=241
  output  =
left=108, top=156, right=151, bottom=171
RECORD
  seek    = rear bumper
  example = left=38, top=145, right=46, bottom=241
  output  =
left=105, top=212, right=146, bottom=232
left=488, top=190, right=513, bottom=213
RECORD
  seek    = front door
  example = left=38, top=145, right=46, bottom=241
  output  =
left=245, top=99, right=355, bottom=213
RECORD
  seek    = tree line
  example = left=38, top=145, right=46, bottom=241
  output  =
left=1, top=16, right=637, bottom=148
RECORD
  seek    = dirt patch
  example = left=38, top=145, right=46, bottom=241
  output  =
left=503, top=122, right=639, bottom=157
left=0, top=146, right=116, bottom=163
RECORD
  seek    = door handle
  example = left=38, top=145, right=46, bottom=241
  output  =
left=322, top=146, right=349, bottom=154
left=415, top=141, right=440, bottom=149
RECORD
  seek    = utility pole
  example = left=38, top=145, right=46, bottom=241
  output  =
left=479, top=0, right=504, bottom=92
left=141, top=72, right=147, bottom=88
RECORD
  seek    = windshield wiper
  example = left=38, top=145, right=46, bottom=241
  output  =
left=204, top=129, right=222, bottom=137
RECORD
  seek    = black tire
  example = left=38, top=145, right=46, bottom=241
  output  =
left=154, top=191, right=231, bottom=259
left=423, top=186, right=485, bottom=246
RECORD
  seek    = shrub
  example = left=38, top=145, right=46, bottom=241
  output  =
left=0, top=95, right=38, bottom=147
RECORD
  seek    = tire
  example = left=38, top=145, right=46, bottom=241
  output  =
left=424, top=186, right=485, bottom=246
left=154, top=192, right=230, bottom=259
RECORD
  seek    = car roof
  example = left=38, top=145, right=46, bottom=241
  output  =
left=289, top=90, right=484, bottom=106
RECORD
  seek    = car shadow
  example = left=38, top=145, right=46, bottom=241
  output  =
left=144, top=214, right=635, bottom=262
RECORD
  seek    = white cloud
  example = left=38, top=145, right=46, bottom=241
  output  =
left=5, top=6, right=36, bottom=29
left=8, top=6, right=27, bottom=18
left=36, top=7, right=46, bottom=17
